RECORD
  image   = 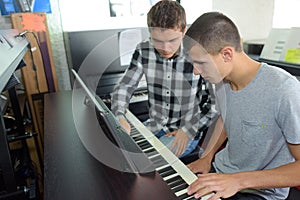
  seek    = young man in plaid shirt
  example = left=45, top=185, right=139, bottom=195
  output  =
left=111, top=0, right=216, bottom=158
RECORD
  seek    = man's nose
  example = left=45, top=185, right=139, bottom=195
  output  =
left=160, top=42, right=169, bottom=51
left=193, top=67, right=202, bottom=75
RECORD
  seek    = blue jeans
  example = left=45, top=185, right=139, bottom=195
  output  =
left=153, top=129, right=201, bottom=158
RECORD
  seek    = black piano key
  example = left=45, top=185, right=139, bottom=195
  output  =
left=168, top=178, right=185, bottom=189
left=135, top=138, right=147, bottom=144
left=130, top=132, right=140, bottom=137
left=137, top=141, right=152, bottom=149
left=165, top=175, right=181, bottom=184
left=131, top=134, right=140, bottom=138
left=178, top=193, right=189, bottom=200
left=157, top=165, right=173, bottom=174
left=131, top=129, right=139, bottom=133
left=143, top=148, right=158, bottom=157
left=138, top=143, right=152, bottom=150
left=131, top=133, right=140, bottom=137
left=159, top=167, right=176, bottom=178
left=157, top=166, right=176, bottom=177
left=130, top=131, right=141, bottom=137
left=178, top=192, right=200, bottom=200
left=150, top=155, right=168, bottom=165
left=150, top=158, right=168, bottom=168
left=136, top=139, right=148, bottom=145
left=150, top=155, right=168, bottom=164
left=171, top=182, right=189, bottom=193
left=132, top=135, right=145, bottom=142
left=130, top=128, right=139, bottom=133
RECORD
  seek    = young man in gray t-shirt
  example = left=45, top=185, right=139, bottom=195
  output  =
left=184, top=12, right=300, bottom=200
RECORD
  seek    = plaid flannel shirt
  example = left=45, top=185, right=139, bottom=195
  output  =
left=111, top=40, right=216, bottom=139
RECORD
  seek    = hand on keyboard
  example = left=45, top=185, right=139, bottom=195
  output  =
left=187, top=155, right=212, bottom=174
left=119, top=118, right=131, bottom=134
left=188, top=173, right=239, bottom=200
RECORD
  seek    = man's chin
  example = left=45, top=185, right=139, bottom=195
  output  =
left=162, top=54, right=173, bottom=58
left=159, top=51, right=173, bottom=58
left=203, top=77, right=217, bottom=84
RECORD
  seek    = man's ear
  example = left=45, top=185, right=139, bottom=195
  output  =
left=221, top=46, right=233, bottom=62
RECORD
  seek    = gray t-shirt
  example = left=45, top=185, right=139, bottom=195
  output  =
left=213, top=63, right=300, bottom=200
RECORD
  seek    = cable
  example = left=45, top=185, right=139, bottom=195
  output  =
left=27, top=41, right=41, bottom=94
left=20, top=30, right=49, bottom=94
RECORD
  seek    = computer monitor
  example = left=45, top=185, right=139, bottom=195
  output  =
left=68, top=28, right=149, bottom=75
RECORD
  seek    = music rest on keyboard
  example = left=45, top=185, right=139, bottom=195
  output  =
left=73, top=69, right=155, bottom=174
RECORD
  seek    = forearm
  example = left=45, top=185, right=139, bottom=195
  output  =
left=111, top=96, right=129, bottom=117
left=200, top=116, right=227, bottom=160
left=111, top=64, right=143, bottom=116
left=235, top=160, right=300, bottom=191
left=237, top=143, right=300, bottom=189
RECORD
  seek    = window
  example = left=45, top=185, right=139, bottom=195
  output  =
left=273, top=0, right=300, bottom=28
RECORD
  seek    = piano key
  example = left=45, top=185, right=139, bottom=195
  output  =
left=168, top=177, right=186, bottom=189
left=136, top=139, right=151, bottom=147
left=178, top=192, right=198, bottom=200
left=165, top=174, right=182, bottom=185
left=131, top=135, right=145, bottom=142
left=129, top=91, right=148, bottom=103
left=150, top=155, right=169, bottom=168
left=172, top=182, right=189, bottom=193
left=157, top=166, right=175, bottom=176
left=143, top=148, right=158, bottom=157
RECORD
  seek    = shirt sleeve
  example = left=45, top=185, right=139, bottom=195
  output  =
left=111, top=48, right=144, bottom=119
left=277, top=78, right=300, bottom=144
left=181, top=78, right=218, bottom=139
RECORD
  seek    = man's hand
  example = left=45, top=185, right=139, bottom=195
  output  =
left=119, top=118, right=131, bottom=134
left=165, top=129, right=189, bottom=157
left=187, top=173, right=241, bottom=200
left=187, top=155, right=212, bottom=174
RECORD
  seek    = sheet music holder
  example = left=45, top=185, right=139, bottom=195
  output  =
left=280, top=27, right=300, bottom=64
left=259, top=28, right=290, bottom=61
left=71, top=69, right=155, bottom=174
left=260, top=27, right=300, bottom=65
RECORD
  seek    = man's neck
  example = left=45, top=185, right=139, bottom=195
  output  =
left=228, top=53, right=261, bottom=91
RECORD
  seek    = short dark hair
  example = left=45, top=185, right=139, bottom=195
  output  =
left=147, top=0, right=186, bottom=32
left=185, top=12, right=242, bottom=54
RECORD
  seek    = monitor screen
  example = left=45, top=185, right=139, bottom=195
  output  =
left=67, top=28, right=149, bottom=75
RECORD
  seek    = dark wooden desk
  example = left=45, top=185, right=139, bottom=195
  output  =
left=44, top=90, right=178, bottom=200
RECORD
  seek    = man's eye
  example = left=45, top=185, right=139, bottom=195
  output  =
left=194, top=61, right=204, bottom=66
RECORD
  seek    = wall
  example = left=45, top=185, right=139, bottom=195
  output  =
left=213, top=0, right=274, bottom=42
left=45, top=0, right=71, bottom=90
left=0, top=0, right=278, bottom=91
left=59, top=0, right=146, bottom=32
